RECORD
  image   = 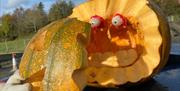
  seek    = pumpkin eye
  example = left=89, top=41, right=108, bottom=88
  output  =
left=112, top=15, right=123, bottom=27
left=90, top=15, right=103, bottom=28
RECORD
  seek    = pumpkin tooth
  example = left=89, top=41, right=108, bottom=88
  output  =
left=107, top=29, right=112, bottom=39
left=127, top=31, right=136, bottom=48
left=111, top=37, right=130, bottom=47
left=101, top=52, right=119, bottom=67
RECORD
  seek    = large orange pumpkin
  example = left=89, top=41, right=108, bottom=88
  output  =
left=19, top=0, right=170, bottom=90
left=70, top=0, right=170, bottom=87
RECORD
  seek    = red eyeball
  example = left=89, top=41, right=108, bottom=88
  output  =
left=112, top=13, right=127, bottom=28
left=90, top=15, right=104, bottom=29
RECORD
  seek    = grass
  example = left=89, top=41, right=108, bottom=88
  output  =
left=0, top=39, right=29, bottom=54
left=0, top=33, right=35, bottom=54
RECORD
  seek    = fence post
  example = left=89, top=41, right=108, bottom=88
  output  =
left=24, top=39, right=26, bottom=49
left=14, top=40, right=17, bottom=52
left=5, top=40, right=8, bottom=53
left=11, top=53, right=17, bottom=71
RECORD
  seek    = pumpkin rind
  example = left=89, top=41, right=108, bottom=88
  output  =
left=19, top=19, right=70, bottom=91
left=147, top=0, right=170, bottom=78
left=43, top=18, right=91, bottom=91
left=19, top=18, right=91, bottom=91
left=19, top=19, right=69, bottom=79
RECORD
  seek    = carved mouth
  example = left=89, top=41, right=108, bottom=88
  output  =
left=88, top=48, right=141, bottom=68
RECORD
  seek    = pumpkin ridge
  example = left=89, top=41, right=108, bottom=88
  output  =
left=45, top=45, right=58, bottom=91
left=44, top=22, right=69, bottom=91
left=25, top=50, right=34, bottom=78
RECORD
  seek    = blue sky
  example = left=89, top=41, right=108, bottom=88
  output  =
left=0, top=0, right=86, bottom=17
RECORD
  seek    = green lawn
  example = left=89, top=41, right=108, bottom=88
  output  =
left=0, top=33, right=35, bottom=54
left=0, top=39, right=30, bottom=54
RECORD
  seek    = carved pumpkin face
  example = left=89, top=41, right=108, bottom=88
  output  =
left=19, top=0, right=170, bottom=90
left=87, top=14, right=142, bottom=68
left=70, top=0, right=170, bottom=86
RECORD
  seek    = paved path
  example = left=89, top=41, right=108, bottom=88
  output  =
left=171, top=43, right=180, bottom=55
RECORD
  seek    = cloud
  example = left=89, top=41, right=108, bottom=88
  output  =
left=6, top=0, right=29, bottom=8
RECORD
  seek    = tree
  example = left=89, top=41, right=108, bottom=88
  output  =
left=0, top=14, right=18, bottom=41
left=0, top=1, right=75, bottom=41
left=0, top=25, right=4, bottom=39
left=24, top=9, right=38, bottom=32
left=36, top=2, right=48, bottom=28
left=153, top=0, right=180, bottom=16
left=48, top=0, right=74, bottom=22
left=1, top=14, right=11, bottom=37
left=12, top=7, right=26, bottom=36
left=23, top=2, right=48, bottom=33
